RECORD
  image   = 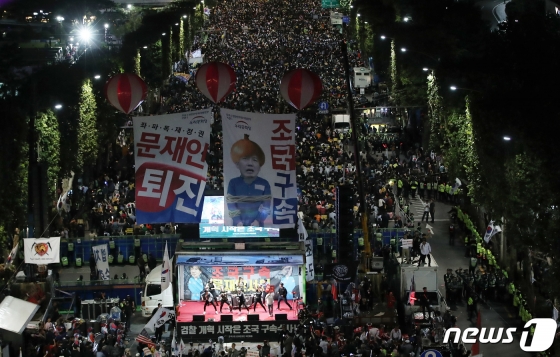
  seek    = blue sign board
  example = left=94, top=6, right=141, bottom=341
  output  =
left=342, top=16, right=350, bottom=24
left=421, top=350, right=443, bottom=357
left=318, top=101, right=329, bottom=114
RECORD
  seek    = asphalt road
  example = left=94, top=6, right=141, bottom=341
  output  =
left=408, top=195, right=529, bottom=356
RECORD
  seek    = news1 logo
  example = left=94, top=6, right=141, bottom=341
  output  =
left=443, top=318, right=557, bottom=352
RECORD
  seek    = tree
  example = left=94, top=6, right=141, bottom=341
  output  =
left=426, top=71, right=443, bottom=150
left=36, top=110, right=60, bottom=201
left=390, top=39, right=398, bottom=105
left=134, top=48, right=141, bottom=77
left=77, top=80, right=98, bottom=173
left=179, top=18, right=185, bottom=62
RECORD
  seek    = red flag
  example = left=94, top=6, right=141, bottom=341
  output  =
left=471, top=311, right=481, bottom=355
left=331, top=280, right=338, bottom=300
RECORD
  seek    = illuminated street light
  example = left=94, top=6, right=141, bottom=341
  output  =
left=94, top=75, right=101, bottom=79
left=143, top=45, right=148, bottom=49
left=401, top=47, right=407, bottom=52
left=380, top=35, right=386, bottom=39
left=423, top=67, right=429, bottom=71
left=183, top=15, right=187, bottom=18
left=450, top=86, right=457, bottom=90
left=162, top=32, right=166, bottom=36
left=503, top=136, right=511, bottom=141
left=357, top=13, right=361, bottom=17
left=56, top=16, right=64, bottom=22
left=78, top=27, right=92, bottom=42
left=127, top=4, right=132, bottom=9
left=54, top=104, right=62, bottom=109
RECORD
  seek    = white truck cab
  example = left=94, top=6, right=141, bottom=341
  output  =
left=141, top=264, right=174, bottom=317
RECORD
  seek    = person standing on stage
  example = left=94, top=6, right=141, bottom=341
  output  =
left=253, top=287, right=267, bottom=313
left=206, top=279, right=217, bottom=299
left=236, top=276, right=246, bottom=292
left=237, top=290, right=250, bottom=313
left=277, top=283, right=292, bottom=310
left=260, top=279, right=269, bottom=299
left=219, top=291, right=232, bottom=313
left=265, top=290, right=275, bottom=317
left=203, top=289, right=217, bottom=314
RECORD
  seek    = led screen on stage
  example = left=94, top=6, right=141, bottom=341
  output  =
left=200, top=196, right=280, bottom=238
left=178, top=264, right=303, bottom=301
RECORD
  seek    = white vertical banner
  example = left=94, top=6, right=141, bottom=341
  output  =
left=161, top=242, right=171, bottom=292
left=304, top=238, right=315, bottom=282
left=221, top=108, right=297, bottom=229
left=92, top=244, right=110, bottom=280
left=133, top=110, right=212, bottom=223
left=298, top=218, right=308, bottom=242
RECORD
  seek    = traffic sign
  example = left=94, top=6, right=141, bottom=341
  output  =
left=318, top=101, right=329, bottom=114
left=421, top=350, right=443, bottom=357
left=321, top=0, right=340, bottom=9
left=342, top=16, right=350, bottom=24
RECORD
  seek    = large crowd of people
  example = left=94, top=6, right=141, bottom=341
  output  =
left=46, top=0, right=453, bottom=355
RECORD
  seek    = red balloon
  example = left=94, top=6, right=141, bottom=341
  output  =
left=195, top=62, right=237, bottom=103
left=280, top=69, right=323, bottom=110
left=104, top=73, right=148, bottom=114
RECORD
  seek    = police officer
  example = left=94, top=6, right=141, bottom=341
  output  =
left=397, top=177, right=403, bottom=197
left=444, top=269, right=453, bottom=301
left=410, top=178, right=418, bottom=199
left=467, top=292, right=477, bottom=320
left=438, top=182, right=445, bottom=201
left=469, top=252, right=478, bottom=276
left=426, top=181, right=432, bottom=200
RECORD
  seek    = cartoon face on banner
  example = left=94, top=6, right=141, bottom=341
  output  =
left=221, top=109, right=298, bottom=229
left=180, top=265, right=302, bottom=301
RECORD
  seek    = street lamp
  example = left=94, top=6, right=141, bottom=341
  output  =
left=503, top=136, right=511, bottom=141
left=54, top=104, right=62, bottom=110
left=401, top=47, right=407, bottom=52
left=143, top=45, right=148, bottom=49
left=94, top=75, right=101, bottom=79
left=423, top=67, right=430, bottom=71
left=357, top=13, right=361, bottom=17
left=104, top=23, right=109, bottom=42
left=78, top=27, right=92, bottom=43
left=404, top=16, right=411, bottom=22
left=450, top=85, right=483, bottom=94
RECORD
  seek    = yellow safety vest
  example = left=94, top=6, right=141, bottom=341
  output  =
left=358, top=237, right=364, bottom=247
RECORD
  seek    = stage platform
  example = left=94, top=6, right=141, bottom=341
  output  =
left=177, top=301, right=299, bottom=323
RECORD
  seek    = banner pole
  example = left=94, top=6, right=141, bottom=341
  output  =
left=340, top=31, right=370, bottom=256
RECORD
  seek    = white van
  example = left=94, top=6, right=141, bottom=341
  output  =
left=332, top=114, right=351, bottom=133
left=141, top=265, right=174, bottom=317
left=353, top=67, right=372, bottom=89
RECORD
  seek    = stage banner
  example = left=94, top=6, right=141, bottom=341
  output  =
left=179, top=265, right=302, bottom=301
left=221, top=109, right=297, bottom=229
left=92, top=243, right=110, bottom=280
left=178, top=321, right=299, bottom=342
left=133, top=110, right=212, bottom=223
left=24, top=237, right=60, bottom=264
